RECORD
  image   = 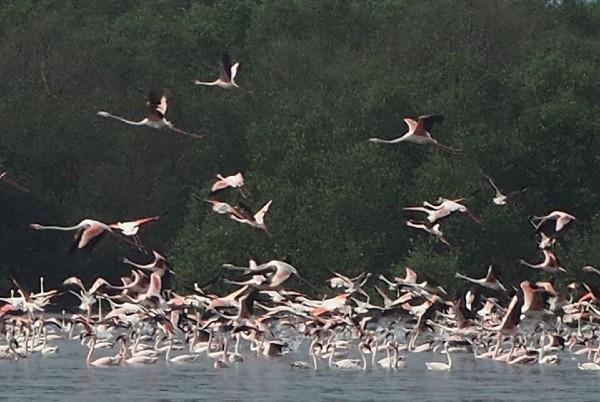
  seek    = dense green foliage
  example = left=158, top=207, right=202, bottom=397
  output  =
left=1, top=0, right=600, bottom=295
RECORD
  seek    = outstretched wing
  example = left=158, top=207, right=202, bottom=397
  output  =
left=418, top=114, right=444, bottom=132
left=220, top=52, right=233, bottom=82
left=485, top=175, right=501, bottom=194
left=254, top=200, right=273, bottom=224
left=148, top=89, right=171, bottom=118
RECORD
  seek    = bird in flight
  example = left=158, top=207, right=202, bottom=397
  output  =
left=0, top=172, right=29, bottom=193
left=30, top=219, right=114, bottom=253
left=229, top=200, right=273, bottom=235
left=109, top=215, right=160, bottom=250
left=529, top=210, right=577, bottom=234
left=97, top=89, right=207, bottom=139
left=405, top=220, right=450, bottom=246
left=211, top=172, right=247, bottom=197
left=484, top=175, right=527, bottom=206
left=194, top=52, right=240, bottom=89
left=369, top=115, right=459, bottom=152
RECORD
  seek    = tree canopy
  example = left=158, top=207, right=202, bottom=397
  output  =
left=1, top=0, right=600, bottom=296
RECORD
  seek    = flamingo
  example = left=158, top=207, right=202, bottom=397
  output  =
left=30, top=219, right=114, bottom=252
left=166, top=336, right=199, bottom=363
left=426, top=347, right=452, bottom=371
left=405, top=220, right=450, bottom=246
left=97, top=89, right=206, bottom=139
left=0, top=172, right=30, bottom=193
left=484, top=175, right=527, bottom=206
left=368, top=114, right=459, bottom=152
left=211, top=172, right=246, bottom=197
left=223, top=259, right=313, bottom=291
left=326, top=271, right=372, bottom=301
left=109, top=215, right=159, bottom=237
left=537, top=232, right=556, bottom=249
left=424, top=198, right=481, bottom=224
left=109, top=215, right=159, bottom=250
left=454, top=265, right=507, bottom=292
left=229, top=200, right=273, bottom=235
left=518, top=249, right=567, bottom=273
left=62, top=276, right=111, bottom=318
left=485, top=295, right=521, bottom=338
left=290, top=339, right=321, bottom=370
left=122, top=250, right=172, bottom=275
left=530, top=210, right=577, bottom=233
left=402, top=206, right=452, bottom=224
left=85, top=334, right=124, bottom=367
left=194, top=52, right=239, bottom=89
left=328, top=342, right=370, bottom=370
left=205, top=199, right=238, bottom=215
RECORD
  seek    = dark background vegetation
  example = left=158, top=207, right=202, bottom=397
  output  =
left=1, top=0, right=600, bottom=296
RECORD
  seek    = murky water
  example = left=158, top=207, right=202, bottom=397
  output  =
left=1, top=341, right=596, bottom=401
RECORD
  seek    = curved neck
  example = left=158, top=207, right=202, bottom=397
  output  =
left=166, top=338, right=172, bottom=361
left=86, top=337, right=95, bottom=365
left=360, top=349, right=367, bottom=370
left=328, top=346, right=335, bottom=367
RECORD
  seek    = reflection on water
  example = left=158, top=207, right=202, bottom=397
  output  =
left=1, top=341, right=596, bottom=402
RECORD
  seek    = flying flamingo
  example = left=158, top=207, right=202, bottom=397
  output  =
left=537, top=232, right=556, bottom=249
left=405, top=220, right=450, bottom=246
left=223, top=259, right=314, bottom=291
left=402, top=206, right=452, bottom=224
left=424, top=198, right=481, bottom=224
left=30, top=219, right=114, bottom=253
left=518, top=249, right=567, bottom=273
left=484, top=175, right=527, bottom=206
left=368, top=115, right=459, bottom=152
left=229, top=200, right=273, bottom=235
left=109, top=215, right=160, bottom=250
left=0, top=172, right=30, bottom=193
left=97, top=89, right=207, bottom=139
left=530, top=210, right=577, bottom=233
left=123, top=250, right=172, bottom=275
left=211, top=172, right=247, bottom=197
left=484, top=295, right=522, bottom=359
left=454, top=265, right=507, bottom=292
left=194, top=52, right=239, bottom=89
left=205, top=199, right=238, bottom=215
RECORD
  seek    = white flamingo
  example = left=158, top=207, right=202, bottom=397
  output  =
left=426, top=347, right=452, bottom=371
left=98, top=89, right=206, bottom=139
left=195, top=52, right=239, bottom=89
left=485, top=175, right=527, bottom=206
left=405, top=220, right=450, bottom=246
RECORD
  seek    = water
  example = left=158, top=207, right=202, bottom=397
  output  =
left=1, top=342, right=596, bottom=401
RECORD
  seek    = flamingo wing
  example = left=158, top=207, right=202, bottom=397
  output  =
left=221, top=52, right=233, bottom=81
left=403, top=118, right=418, bottom=134
left=254, top=200, right=273, bottom=224
left=418, top=114, right=444, bottom=132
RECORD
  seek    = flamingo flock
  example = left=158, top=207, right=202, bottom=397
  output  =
left=1, top=47, right=599, bottom=380
left=1, top=254, right=600, bottom=371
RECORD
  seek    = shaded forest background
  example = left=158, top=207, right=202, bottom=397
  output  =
left=1, top=0, right=600, bottom=296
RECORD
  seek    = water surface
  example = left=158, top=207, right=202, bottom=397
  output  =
left=2, top=342, right=595, bottom=401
